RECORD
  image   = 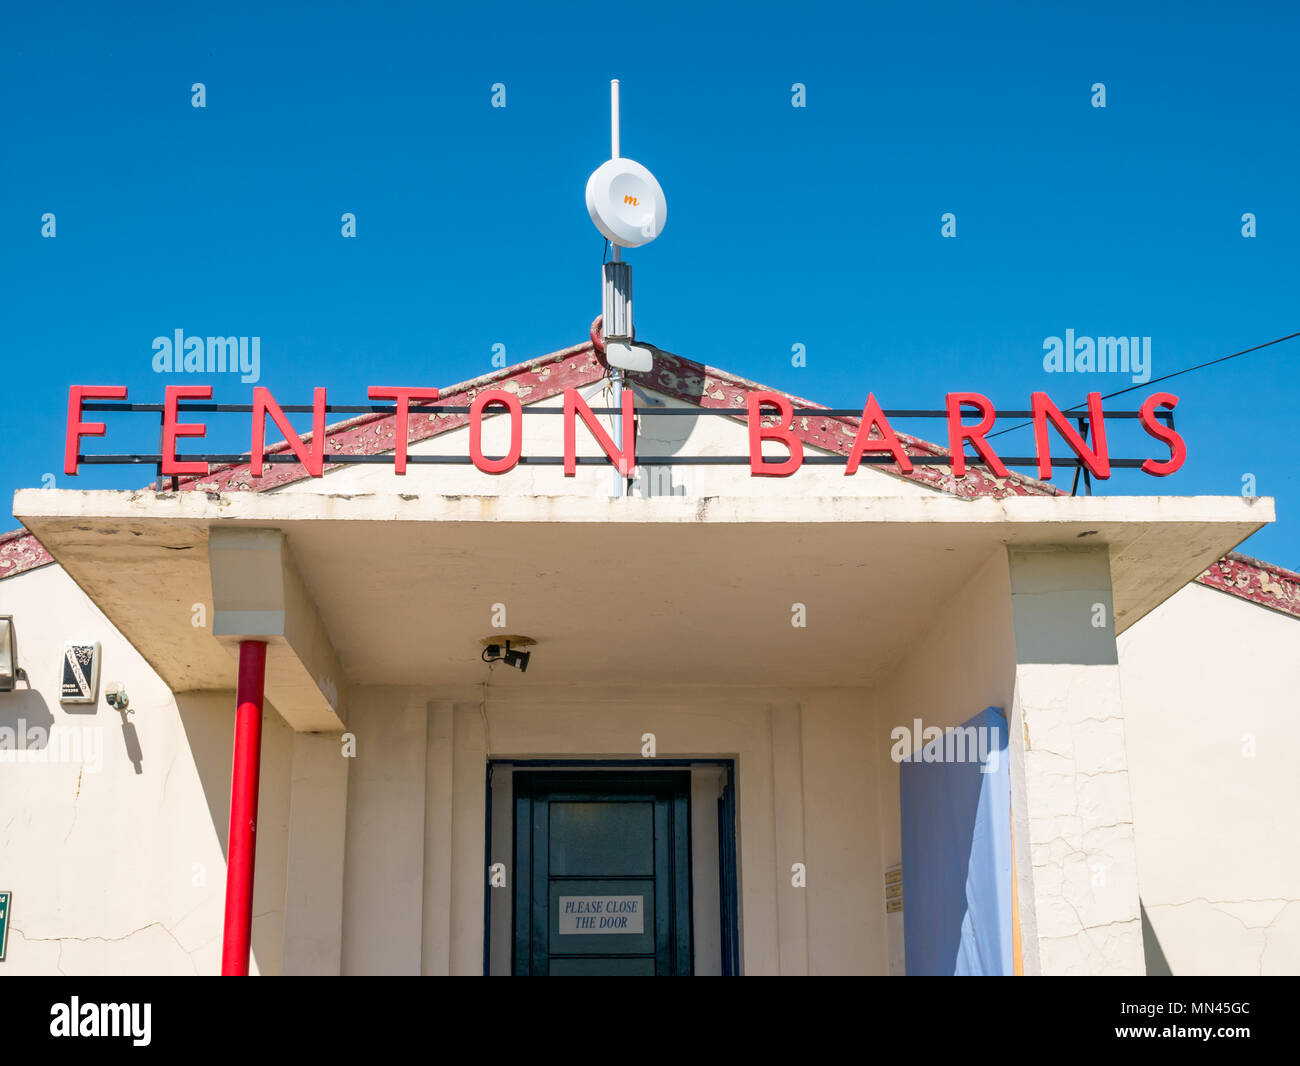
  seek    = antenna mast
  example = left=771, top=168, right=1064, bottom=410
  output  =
left=584, top=77, right=668, bottom=494
left=608, top=79, right=624, bottom=498
left=584, top=79, right=667, bottom=377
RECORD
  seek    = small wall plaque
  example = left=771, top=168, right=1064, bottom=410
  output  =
left=885, top=864, right=903, bottom=914
left=60, top=641, right=101, bottom=704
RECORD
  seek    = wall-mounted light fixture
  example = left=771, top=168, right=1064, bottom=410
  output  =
left=480, top=635, right=535, bottom=673
left=0, top=616, right=18, bottom=692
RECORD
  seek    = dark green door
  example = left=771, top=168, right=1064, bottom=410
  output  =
left=512, top=771, right=693, bottom=976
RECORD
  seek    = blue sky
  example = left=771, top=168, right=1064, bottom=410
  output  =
left=3, top=2, right=1298, bottom=566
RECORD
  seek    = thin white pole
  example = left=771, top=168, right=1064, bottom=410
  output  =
left=610, top=79, right=624, bottom=495
left=611, top=79, right=621, bottom=263
left=611, top=369, right=625, bottom=498
left=610, top=79, right=620, bottom=158
left=607, top=77, right=627, bottom=495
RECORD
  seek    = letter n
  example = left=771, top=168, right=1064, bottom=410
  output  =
left=1031, top=392, right=1110, bottom=480
left=563, top=388, right=634, bottom=476
left=252, top=387, right=327, bottom=477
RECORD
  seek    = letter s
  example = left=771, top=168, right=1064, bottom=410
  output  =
left=1139, top=392, right=1186, bottom=477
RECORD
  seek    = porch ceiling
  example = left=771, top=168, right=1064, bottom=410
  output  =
left=13, top=490, right=1272, bottom=691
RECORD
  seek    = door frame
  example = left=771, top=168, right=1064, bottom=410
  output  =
left=483, top=759, right=740, bottom=976
left=513, top=769, right=690, bottom=976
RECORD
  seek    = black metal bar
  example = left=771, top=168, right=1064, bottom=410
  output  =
left=482, top=764, right=493, bottom=978
left=78, top=402, right=1173, bottom=422
left=1070, top=417, right=1086, bottom=497
left=1078, top=417, right=1093, bottom=497
left=720, top=766, right=740, bottom=977
left=155, top=411, right=166, bottom=492
left=78, top=453, right=1160, bottom=469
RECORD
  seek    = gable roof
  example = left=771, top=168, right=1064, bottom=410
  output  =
left=3, top=332, right=1297, bottom=621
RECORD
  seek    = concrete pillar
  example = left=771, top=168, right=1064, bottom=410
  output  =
left=1006, top=545, right=1145, bottom=975
left=770, top=701, right=809, bottom=975
left=422, top=701, right=457, bottom=975
left=281, top=731, right=349, bottom=975
left=340, top=689, right=428, bottom=974
left=449, top=702, right=489, bottom=974
left=690, top=766, right=725, bottom=976
left=486, top=761, right=514, bottom=976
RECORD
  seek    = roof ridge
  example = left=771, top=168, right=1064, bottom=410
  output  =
left=1195, top=552, right=1300, bottom=619
left=1224, top=549, right=1300, bottom=585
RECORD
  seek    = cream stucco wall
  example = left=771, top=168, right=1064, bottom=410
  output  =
left=1005, top=545, right=1144, bottom=975
left=1118, top=583, right=1300, bottom=975
left=338, top=683, right=884, bottom=975
left=0, top=563, right=292, bottom=975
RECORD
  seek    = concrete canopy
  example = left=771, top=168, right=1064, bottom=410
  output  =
left=14, top=489, right=1272, bottom=707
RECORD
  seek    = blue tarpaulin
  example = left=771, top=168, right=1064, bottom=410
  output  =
left=900, top=706, right=1013, bottom=975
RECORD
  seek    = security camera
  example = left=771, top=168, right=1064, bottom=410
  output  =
left=480, top=637, right=534, bottom=673
left=105, top=683, right=129, bottom=711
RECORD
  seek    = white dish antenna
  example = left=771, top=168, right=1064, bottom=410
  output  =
left=585, top=80, right=667, bottom=250
left=586, top=158, right=666, bottom=248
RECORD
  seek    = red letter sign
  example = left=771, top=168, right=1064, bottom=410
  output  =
left=747, top=392, right=804, bottom=477
left=845, top=393, right=912, bottom=475
left=470, top=390, right=523, bottom=474
left=367, top=387, right=440, bottom=474
left=252, top=387, right=327, bottom=477
left=946, top=392, right=1009, bottom=478
left=65, top=385, right=128, bottom=475
left=162, top=385, right=212, bottom=477
left=1139, top=392, right=1186, bottom=476
left=563, top=388, right=635, bottom=476
left=1031, top=391, right=1110, bottom=480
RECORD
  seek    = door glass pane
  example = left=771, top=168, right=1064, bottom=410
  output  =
left=549, top=801, right=654, bottom=876
left=549, top=956, right=657, bottom=976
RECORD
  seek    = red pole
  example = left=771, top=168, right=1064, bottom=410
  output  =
left=221, top=640, right=267, bottom=976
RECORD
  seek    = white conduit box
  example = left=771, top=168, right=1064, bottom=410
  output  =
left=602, top=261, right=633, bottom=340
